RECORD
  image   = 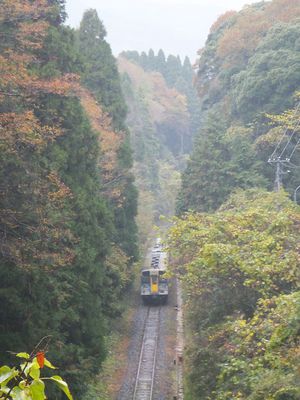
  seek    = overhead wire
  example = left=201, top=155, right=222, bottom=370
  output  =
left=269, top=102, right=300, bottom=160
left=278, top=111, right=300, bottom=160
left=288, top=135, right=300, bottom=161
left=287, top=160, right=300, bottom=169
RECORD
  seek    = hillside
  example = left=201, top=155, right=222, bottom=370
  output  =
left=118, top=55, right=192, bottom=245
left=0, top=3, right=137, bottom=398
left=178, top=0, right=300, bottom=213
left=170, top=0, right=300, bottom=398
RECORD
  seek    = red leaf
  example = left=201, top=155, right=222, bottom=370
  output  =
left=36, top=351, right=45, bottom=368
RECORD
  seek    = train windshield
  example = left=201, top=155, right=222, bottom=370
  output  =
left=141, top=270, right=150, bottom=283
left=151, top=275, right=158, bottom=284
left=159, top=270, right=167, bottom=283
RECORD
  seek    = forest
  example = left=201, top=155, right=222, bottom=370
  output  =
left=0, top=1, right=137, bottom=398
left=118, top=50, right=201, bottom=247
left=0, top=0, right=299, bottom=399
left=168, top=0, right=300, bottom=399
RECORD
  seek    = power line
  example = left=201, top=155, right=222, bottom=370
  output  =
left=278, top=114, right=300, bottom=160
left=287, top=160, right=300, bottom=169
left=269, top=102, right=300, bottom=161
left=268, top=102, right=300, bottom=192
left=287, top=135, right=300, bottom=161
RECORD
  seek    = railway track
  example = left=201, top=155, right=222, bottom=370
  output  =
left=133, top=306, right=161, bottom=400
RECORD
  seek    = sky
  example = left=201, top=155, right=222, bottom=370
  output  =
left=65, top=0, right=260, bottom=62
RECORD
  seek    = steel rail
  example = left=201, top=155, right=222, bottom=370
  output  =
left=133, top=307, right=161, bottom=400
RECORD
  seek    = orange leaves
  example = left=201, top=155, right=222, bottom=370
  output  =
left=0, top=110, right=75, bottom=271
left=0, top=0, right=51, bottom=52
left=217, top=11, right=269, bottom=62
left=196, top=0, right=300, bottom=109
left=30, top=74, right=81, bottom=97
left=216, top=0, right=300, bottom=63
left=16, top=20, right=49, bottom=50
left=210, top=11, right=237, bottom=34
left=0, top=111, right=62, bottom=154
left=0, top=0, right=50, bottom=22
left=118, top=56, right=188, bottom=125
left=0, top=52, right=80, bottom=98
left=0, top=54, right=30, bottom=95
left=268, top=0, right=300, bottom=23
left=100, top=126, right=123, bottom=177
left=0, top=0, right=78, bottom=272
left=151, top=72, right=188, bottom=122
left=0, top=0, right=79, bottom=100
left=47, top=172, right=72, bottom=205
left=78, top=88, right=125, bottom=202
left=78, top=87, right=113, bottom=132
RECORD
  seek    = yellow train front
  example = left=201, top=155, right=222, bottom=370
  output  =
left=141, top=268, right=168, bottom=305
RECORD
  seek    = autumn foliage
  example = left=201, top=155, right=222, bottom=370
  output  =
left=209, top=10, right=237, bottom=34
left=197, top=0, right=300, bottom=100
left=0, top=0, right=77, bottom=269
left=78, top=88, right=124, bottom=201
left=0, top=2, right=137, bottom=398
left=177, top=1, right=300, bottom=398
left=168, top=190, right=300, bottom=399
left=214, top=0, right=300, bottom=62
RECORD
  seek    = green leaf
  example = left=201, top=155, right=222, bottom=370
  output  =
left=19, top=381, right=26, bottom=390
left=21, top=362, right=33, bottom=378
left=29, top=360, right=40, bottom=380
left=16, top=353, right=30, bottom=360
left=0, top=386, right=10, bottom=395
left=0, top=366, right=18, bottom=386
left=47, top=376, right=73, bottom=400
left=0, top=366, right=12, bottom=384
left=30, top=379, right=45, bottom=400
left=43, top=358, right=56, bottom=369
left=11, top=386, right=31, bottom=400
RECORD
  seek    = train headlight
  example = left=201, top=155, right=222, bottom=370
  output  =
left=142, top=285, right=151, bottom=294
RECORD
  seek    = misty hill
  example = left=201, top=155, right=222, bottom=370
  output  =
left=118, top=53, right=197, bottom=245
left=178, top=0, right=300, bottom=214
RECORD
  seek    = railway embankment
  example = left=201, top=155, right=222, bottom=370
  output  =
left=116, top=248, right=179, bottom=399
left=86, top=241, right=183, bottom=400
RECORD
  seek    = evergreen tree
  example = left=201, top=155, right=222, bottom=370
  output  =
left=148, top=48, right=156, bottom=70
left=156, top=49, right=167, bottom=75
left=78, top=9, right=127, bottom=130
left=0, top=2, right=138, bottom=398
left=140, top=51, right=149, bottom=70
left=78, top=9, right=138, bottom=261
left=46, top=0, right=67, bottom=24
left=131, top=90, right=160, bottom=192
left=165, top=54, right=182, bottom=86
left=30, top=95, right=112, bottom=396
left=183, top=56, right=193, bottom=80
left=177, top=114, right=266, bottom=213
left=232, top=21, right=300, bottom=122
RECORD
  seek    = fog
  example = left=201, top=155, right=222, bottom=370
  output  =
left=65, top=0, right=261, bottom=61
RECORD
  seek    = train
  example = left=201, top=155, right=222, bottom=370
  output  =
left=140, top=240, right=169, bottom=304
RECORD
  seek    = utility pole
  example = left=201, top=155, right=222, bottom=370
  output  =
left=294, top=185, right=300, bottom=203
left=274, top=159, right=283, bottom=192
left=268, top=102, right=300, bottom=193
left=268, top=157, right=285, bottom=192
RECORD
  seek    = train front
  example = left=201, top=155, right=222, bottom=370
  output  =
left=141, top=269, right=168, bottom=304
